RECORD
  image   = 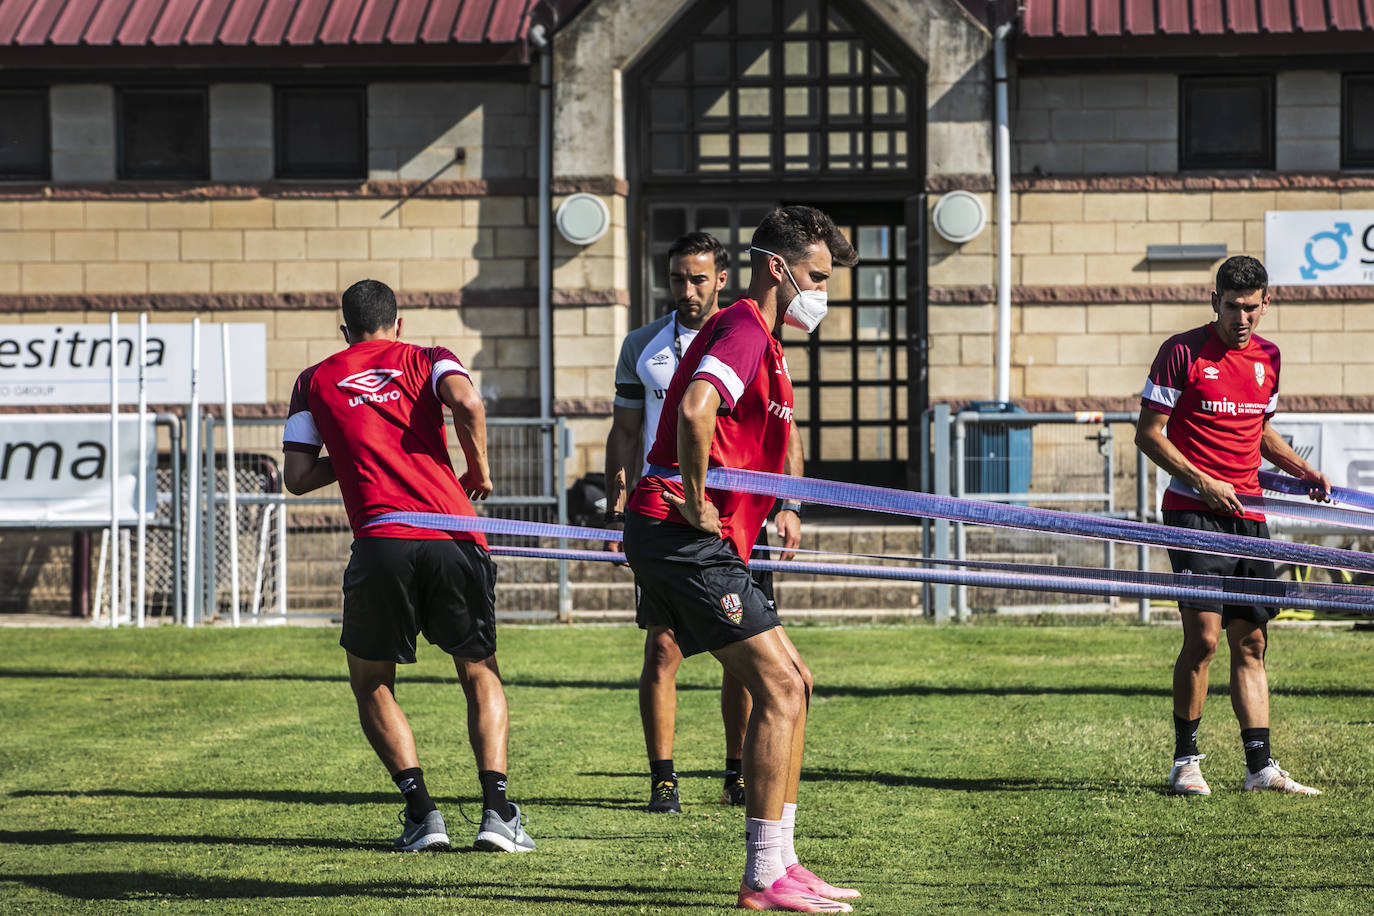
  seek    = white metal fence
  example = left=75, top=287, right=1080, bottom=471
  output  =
left=192, top=414, right=571, bottom=625
left=922, top=404, right=1153, bottom=620
left=0, top=413, right=570, bottom=624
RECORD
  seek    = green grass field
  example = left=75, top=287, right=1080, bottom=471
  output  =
left=1, top=622, right=1372, bottom=914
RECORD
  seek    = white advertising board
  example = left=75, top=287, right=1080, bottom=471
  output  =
left=0, top=414, right=156, bottom=524
left=1264, top=210, right=1374, bottom=286
left=1154, top=412, right=1374, bottom=534
left=0, top=323, right=265, bottom=406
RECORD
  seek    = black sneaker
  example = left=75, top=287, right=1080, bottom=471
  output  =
left=720, top=772, right=746, bottom=806
left=647, top=778, right=681, bottom=813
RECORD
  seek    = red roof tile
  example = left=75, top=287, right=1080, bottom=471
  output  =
left=0, top=0, right=579, bottom=66
left=1015, top=0, right=1374, bottom=58
left=1020, top=0, right=1374, bottom=38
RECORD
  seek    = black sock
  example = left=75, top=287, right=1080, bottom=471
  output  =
left=478, top=770, right=514, bottom=821
left=1173, top=714, right=1201, bottom=760
left=724, top=757, right=743, bottom=780
left=392, top=767, right=436, bottom=822
left=650, top=759, right=676, bottom=784
left=1241, top=728, right=1271, bottom=774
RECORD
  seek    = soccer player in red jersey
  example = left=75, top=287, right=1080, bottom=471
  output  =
left=624, top=207, right=859, bottom=912
left=1136, top=256, right=1330, bottom=797
left=282, top=279, right=534, bottom=853
left=604, top=231, right=803, bottom=814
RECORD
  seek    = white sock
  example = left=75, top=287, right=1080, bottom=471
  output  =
left=743, top=816, right=786, bottom=889
left=780, top=802, right=799, bottom=868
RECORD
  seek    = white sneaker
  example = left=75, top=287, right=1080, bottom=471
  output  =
left=393, top=808, right=450, bottom=851
left=1169, top=754, right=1211, bottom=796
left=1243, top=759, right=1322, bottom=795
left=474, top=802, right=536, bottom=852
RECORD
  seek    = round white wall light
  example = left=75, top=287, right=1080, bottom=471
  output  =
left=931, top=190, right=987, bottom=244
left=555, top=193, right=611, bottom=246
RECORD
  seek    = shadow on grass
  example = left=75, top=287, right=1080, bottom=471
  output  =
left=8, top=787, right=644, bottom=813
left=0, top=670, right=718, bottom=691
left=582, top=768, right=1152, bottom=792
left=9, top=788, right=398, bottom=804
left=0, top=828, right=383, bottom=851
left=1, top=871, right=714, bottom=906
left=5, top=668, right=1372, bottom=700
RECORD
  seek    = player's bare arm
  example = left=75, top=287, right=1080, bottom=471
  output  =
left=438, top=372, right=493, bottom=501
left=604, top=404, right=644, bottom=554
left=1260, top=420, right=1331, bottom=502
left=663, top=378, right=722, bottom=536
left=283, top=451, right=337, bottom=495
left=1135, top=405, right=1244, bottom=516
left=775, top=422, right=803, bottom=561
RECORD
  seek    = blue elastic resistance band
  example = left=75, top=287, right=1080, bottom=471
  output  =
left=485, top=545, right=1371, bottom=615
left=699, top=468, right=1374, bottom=575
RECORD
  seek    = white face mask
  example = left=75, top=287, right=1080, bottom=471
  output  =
left=750, top=246, right=828, bottom=333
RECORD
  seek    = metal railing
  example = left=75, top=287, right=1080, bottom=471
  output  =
left=922, top=405, right=1152, bottom=621
left=195, top=415, right=572, bottom=624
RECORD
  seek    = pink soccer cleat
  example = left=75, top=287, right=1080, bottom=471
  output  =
left=785, top=864, right=862, bottom=900
left=737, top=873, right=854, bottom=912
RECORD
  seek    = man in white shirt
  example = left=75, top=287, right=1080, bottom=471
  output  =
left=604, top=232, right=802, bottom=814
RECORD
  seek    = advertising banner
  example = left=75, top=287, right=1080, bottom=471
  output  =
left=1155, top=413, right=1374, bottom=534
left=0, top=414, right=156, bottom=524
left=1264, top=211, right=1374, bottom=286
left=0, top=323, right=265, bottom=406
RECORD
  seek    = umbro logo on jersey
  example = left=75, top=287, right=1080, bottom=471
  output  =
left=338, top=368, right=402, bottom=394
left=649, top=354, right=672, bottom=366
left=339, top=368, right=403, bottom=407
left=1203, top=366, right=1220, bottom=380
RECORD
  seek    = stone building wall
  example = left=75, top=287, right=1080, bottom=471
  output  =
left=926, top=184, right=1374, bottom=408
left=1014, top=70, right=1343, bottom=176
left=0, top=194, right=545, bottom=408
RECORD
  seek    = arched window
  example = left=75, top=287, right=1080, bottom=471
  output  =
left=638, top=0, right=918, bottom=180
left=628, top=0, right=926, bottom=488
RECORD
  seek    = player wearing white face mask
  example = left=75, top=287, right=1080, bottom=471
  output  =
left=624, top=207, right=861, bottom=913
left=747, top=244, right=830, bottom=333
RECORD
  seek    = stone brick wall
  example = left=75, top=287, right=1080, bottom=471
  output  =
left=368, top=82, right=536, bottom=182
left=1014, top=70, right=1341, bottom=176
left=0, top=195, right=545, bottom=407
left=1016, top=73, right=1177, bottom=175
left=926, top=185, right=1374, bottom=406
left=1276, top=72, right=1341, bottom=171
left=41, top=80, right=535, bottom=184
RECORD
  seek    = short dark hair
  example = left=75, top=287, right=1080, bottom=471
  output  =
left=1215, top=255, right=1268, bottom=295
left=749, top=206, right=858, bottom=270
left=341, top=279, right=397, bottom=335
left=667, top=231, right=729, bottom=272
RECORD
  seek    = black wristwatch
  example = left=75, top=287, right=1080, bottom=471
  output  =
left=779, top=500, right=802, bottom=516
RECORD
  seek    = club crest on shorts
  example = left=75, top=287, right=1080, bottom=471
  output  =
left=1254, top=361, right=1265, bottom=386
left=720, top=592, right=743, bottom=624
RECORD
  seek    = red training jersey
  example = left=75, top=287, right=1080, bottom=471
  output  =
left=1140, top=323, right=1280, bottom=521
left=282, top=338, right=487, bottom=547
left=628, top=298, right=793, bottom=561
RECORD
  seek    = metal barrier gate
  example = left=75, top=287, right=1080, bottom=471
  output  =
left=195, top=415, right=571, bottom=624
left=922, top=405, right=1152, bottom=621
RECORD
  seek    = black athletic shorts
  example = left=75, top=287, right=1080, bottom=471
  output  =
left=634, top=524, right=776, bottom=628
left=340, top=536, right=497, bottom=664
left=624, top=511, right=781, bottom=657
left=1163, top=509, right=1278, bottom=625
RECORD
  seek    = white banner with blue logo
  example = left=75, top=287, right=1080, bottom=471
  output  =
left=1154, top=412, right=1374, bottom=534
left=1265, top=211, right=1374, bottom=285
